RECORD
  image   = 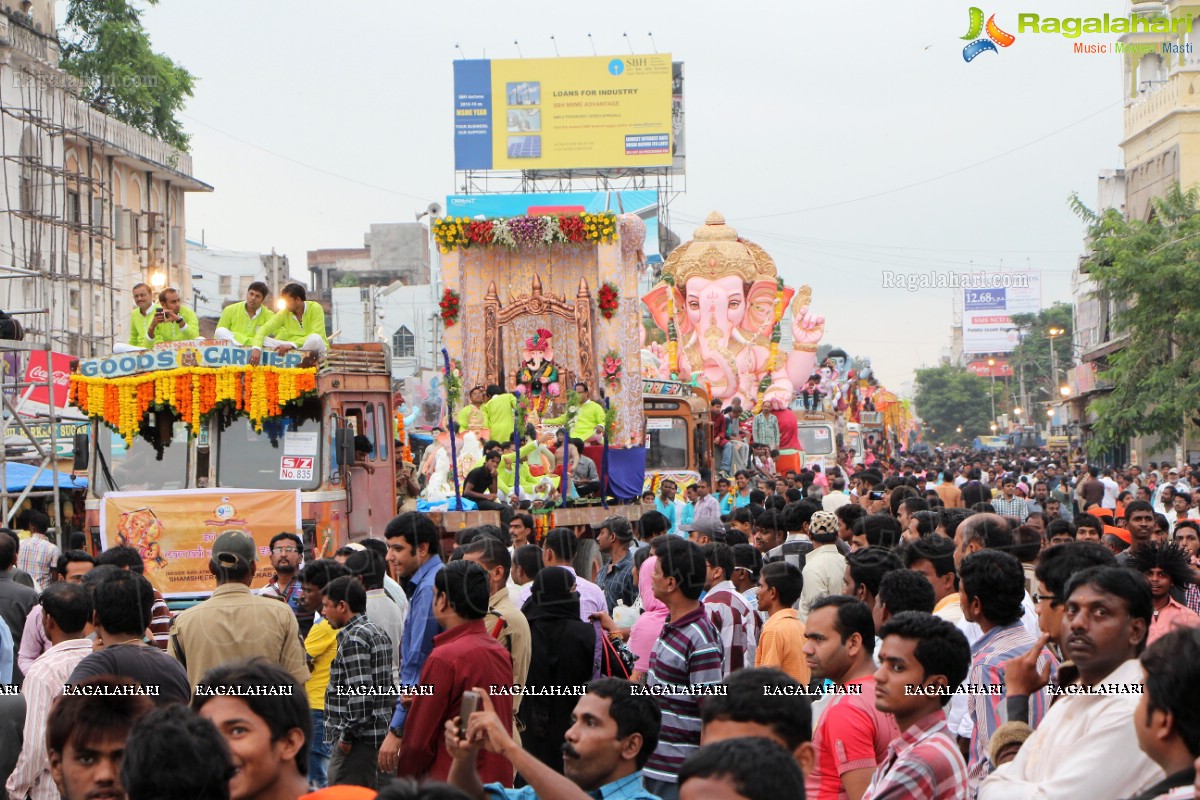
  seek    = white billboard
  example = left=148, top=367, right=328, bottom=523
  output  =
left=961, top=272, right=1043, bottom=354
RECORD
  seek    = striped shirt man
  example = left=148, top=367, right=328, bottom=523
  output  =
left=862, top=709, right=969, bottom=800
left=703, top=580, right=758, bottom=676
left=967, top=620, right=1056, bottom=788
left=5, top=638, right=93, bottom=800
left=642, top=605, right=723, bottom=789
left=16, top=532, right=58, bottom=591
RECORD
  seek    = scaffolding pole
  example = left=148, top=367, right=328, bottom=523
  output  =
left=0, top=300, right=64, bottom=545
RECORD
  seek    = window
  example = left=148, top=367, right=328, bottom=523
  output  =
left=216, top=399, right=322, bottom=491
left=645, top=417, right=689, bottom=471
left=96, top=420, right=191, bottom=495
left=797, top=425, right=834, bottom=456
left=219, top=276, right=232, bottom=295
left=66, top=190, right=80, bottom=224
left=393, top=326, right=415, bottom=358
left=69, top=289, right=79, bottom=308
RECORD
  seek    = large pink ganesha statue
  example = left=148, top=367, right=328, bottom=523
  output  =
left=643, top=212, right=825, bottom=409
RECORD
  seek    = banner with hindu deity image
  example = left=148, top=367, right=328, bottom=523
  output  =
left=99, top=488, right=302, bottom=598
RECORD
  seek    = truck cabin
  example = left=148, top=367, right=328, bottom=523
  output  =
left=643, top=390, right=711, bottom=482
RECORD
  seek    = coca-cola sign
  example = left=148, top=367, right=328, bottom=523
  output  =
left=23, top=350, right=73, bottom=409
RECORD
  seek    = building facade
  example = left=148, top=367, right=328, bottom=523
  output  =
left=187, top=239, right=290, bottom=334
left=1064, top=3, right=1200, bottom=464
left=0, top=1, right=210, bottom=356
left=329, top=283, right=439, bottom=379
left=308, top=222, right=430, bottom=300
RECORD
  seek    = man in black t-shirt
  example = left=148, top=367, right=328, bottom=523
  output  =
left=464, top=450, right=504, bottom=511
left=67, top=570, right=189, bottom=705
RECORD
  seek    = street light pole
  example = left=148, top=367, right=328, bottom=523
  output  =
left=987, top=358, right=996, bottom=424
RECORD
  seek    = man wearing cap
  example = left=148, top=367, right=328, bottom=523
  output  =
left=595, top=516, right=637, bottom=613
left=684, top=518, right=725, bottom=548
left=168, top=530, right=310, bottom=692
left=800, top=511, right=847, bottom=621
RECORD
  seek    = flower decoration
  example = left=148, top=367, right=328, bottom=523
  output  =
left=433, top=217, right=467, bottom=253
left=597, top=282, right=620, bottom=320
left=602, top=350, right=623, bottom=389
left=439, top=289, right=461, bottom=327
left=431, top=212, right=619, bottom=253
left=69, top=366, right=318, bottom=445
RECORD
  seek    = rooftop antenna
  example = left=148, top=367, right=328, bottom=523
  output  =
left=648, top=31, right=658, bottom=53
left=623, top=32, right=635, bottom=54
left=587, top=33, right=597, bottom=55
left=550, top=35, right=560, bottom=56
left=514, top=40, right=523, bottom=58
left=454, top=44, right=465, bottom=60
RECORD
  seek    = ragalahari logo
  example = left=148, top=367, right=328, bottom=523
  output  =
left=962, top=8, right=1016, bottom=62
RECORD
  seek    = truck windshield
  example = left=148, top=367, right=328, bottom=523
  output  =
left=95, top=422, right=190, bottom=495
left=216, top=398, right=322, bottom=490
left=845, top=431, right=862, bottom=452
left=798, top=425, right=835, bottom=456
left=645, top=417, right=688, bottom=471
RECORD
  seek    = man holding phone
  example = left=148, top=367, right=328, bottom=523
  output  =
left=445, top=678, right=663, bottom=800
left=394, top=559, right=514, bottom=785
left=146, top=287, right=200, bottom=344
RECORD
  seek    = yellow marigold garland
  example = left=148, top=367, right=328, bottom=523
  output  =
left=69, top=366, right=318, bottom=445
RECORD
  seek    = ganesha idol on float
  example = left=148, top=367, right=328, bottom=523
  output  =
left=643, top=212, right=825, bottom=409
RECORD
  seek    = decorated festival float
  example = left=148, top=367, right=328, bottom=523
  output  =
left=67, top=341, right=398, bottom=598
left=427, top=205, right=653, bottom=527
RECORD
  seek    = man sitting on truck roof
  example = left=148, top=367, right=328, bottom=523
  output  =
left=146, top=287, right=201, bottom=344
left=113, top=282, right=157, bottom=353
left=249, top=282, right=328, bottom=366
left=215, top=280, right=272, bottom=346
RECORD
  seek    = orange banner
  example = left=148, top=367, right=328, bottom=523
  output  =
left=99, top=488, right=302, bottom=598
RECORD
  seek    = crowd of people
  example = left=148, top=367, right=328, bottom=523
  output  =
left=2, top=449, right=1200, bottom=799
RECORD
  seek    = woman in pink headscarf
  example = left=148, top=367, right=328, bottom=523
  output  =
left=627, top=555, right=669, bottom=679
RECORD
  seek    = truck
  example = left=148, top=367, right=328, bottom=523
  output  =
left=73, top=343, right=397, bottom=571
left=796, top=411, right=839, bottom=472
left=642, top=379, right=713, bottom=492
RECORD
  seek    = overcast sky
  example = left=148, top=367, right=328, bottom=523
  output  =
left=123, top=0, right=1129, bottom=391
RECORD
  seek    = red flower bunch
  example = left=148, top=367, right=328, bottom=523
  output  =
left=597, top=282, right=619, bottom=320
left=464, top=220, right=494, bottom=246
left=439, top=289, right=461, bottom=327
left=559, top=215, right=587, bottom=243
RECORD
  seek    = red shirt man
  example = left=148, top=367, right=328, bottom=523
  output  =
left=395, top=560, right=514, bottom=785
left=804, top=596, right=900, bottom=800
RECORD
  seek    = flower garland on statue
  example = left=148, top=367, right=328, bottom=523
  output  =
left=68, top=366, right=318, bottom=446
left=597, top=282, right=619, bottom=320
left=751, top=278, right=786, bottom=415
left=440, top=289, right=461, bottom=327
left=432, top=212, right=618, bottom=254
left=662, top=273, right=679, bottom=380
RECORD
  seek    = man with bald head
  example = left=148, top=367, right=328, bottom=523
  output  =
left=954, top=513, right=1012, bottom=569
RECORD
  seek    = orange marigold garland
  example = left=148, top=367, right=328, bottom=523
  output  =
left=69, top=365, right=319, bottom=445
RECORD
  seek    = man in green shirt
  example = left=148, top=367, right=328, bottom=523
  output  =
left=250, top=282, right=329, bottom=366
left=546, top=382, right=607, bottom=443
left=114, top=282, right=157, bottom=352
left=482, top=384, right=517, bottom=444
left=147, top=287, right=201, bottom=344
left=215, top=281, right=271, bottom=346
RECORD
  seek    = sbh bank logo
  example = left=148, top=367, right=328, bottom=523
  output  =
left=962, top=8, right=1016, bottom=62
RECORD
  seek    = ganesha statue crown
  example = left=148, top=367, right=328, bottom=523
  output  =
left=663, top=211, right=778, bottom=287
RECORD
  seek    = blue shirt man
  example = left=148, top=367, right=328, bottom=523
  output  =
left=378, top=513, right=445, bottom=774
